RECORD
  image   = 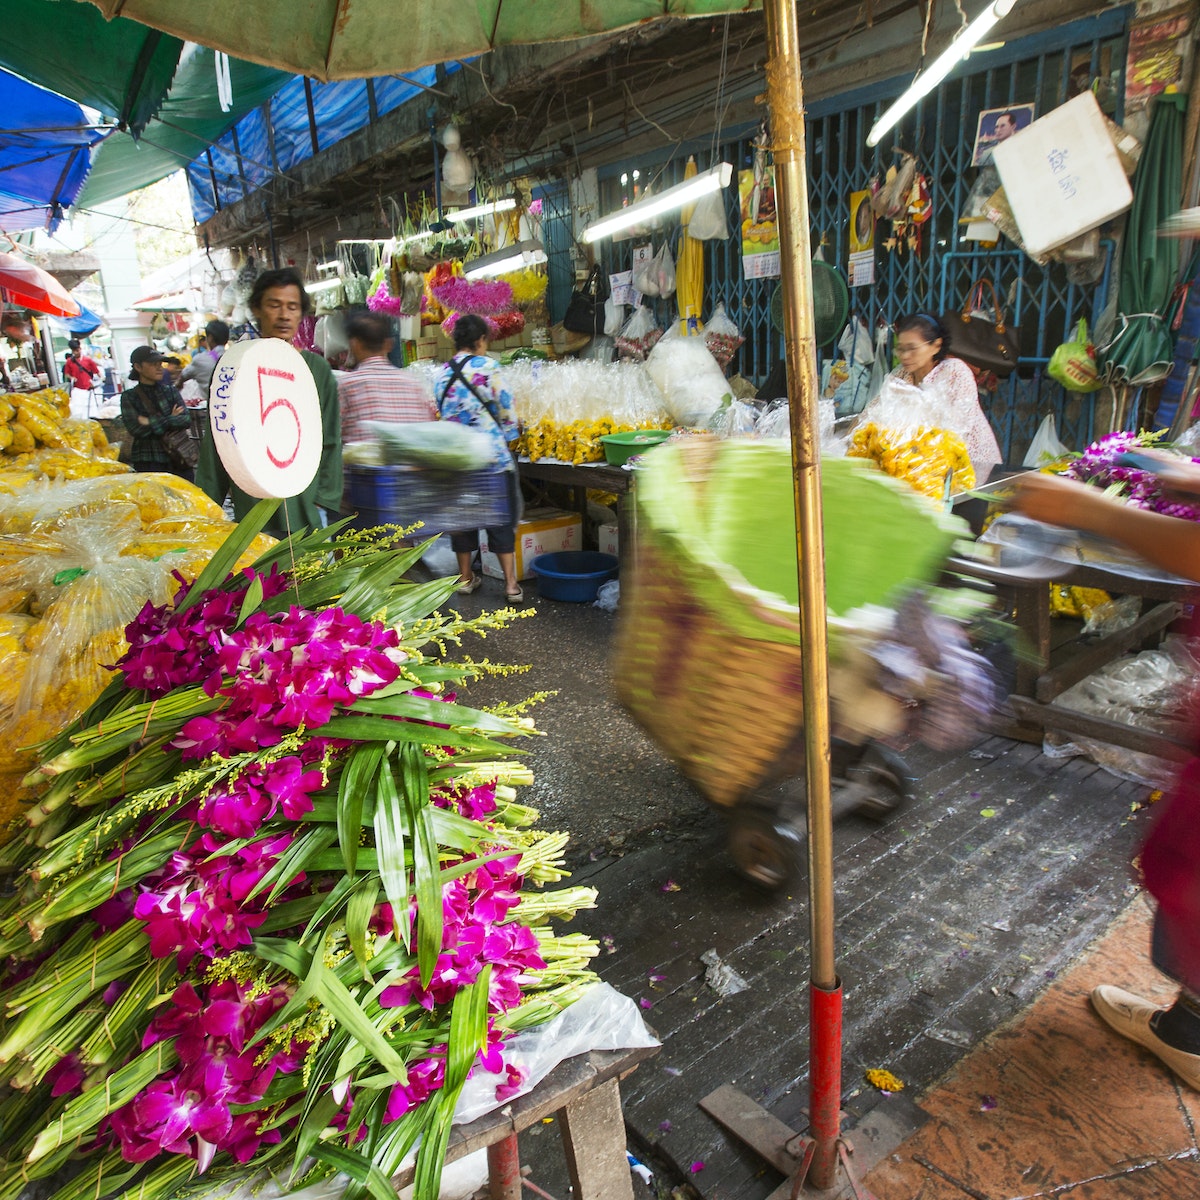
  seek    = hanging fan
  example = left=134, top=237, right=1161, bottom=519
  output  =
left=769, top=261, right=849, bottom=347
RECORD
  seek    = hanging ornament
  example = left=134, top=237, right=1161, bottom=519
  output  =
left=441, top=125, right=475, bottom=193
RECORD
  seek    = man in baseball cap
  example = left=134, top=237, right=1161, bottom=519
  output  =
left=121, top=345, right=191, bottom=476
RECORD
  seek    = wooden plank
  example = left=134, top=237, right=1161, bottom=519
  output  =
left=559, top=1076, right=635, bottom=1200
left=1035, top=602, right=1180, bottom=701
left=1007, top=696, right=1193, bottom=762
left=698, top=1084, right=805, bottom=1176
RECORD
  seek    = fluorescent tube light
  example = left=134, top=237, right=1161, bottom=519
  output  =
left=866, top=0, right=1020, bottom=148
left=315, top=260, right=341, bottom=272
left=304, top=277, right=344, bottom=296
left=582, top=163, right=733, bottom=243
left=464, top=239, right=548, bottom=279
left=445, top=198, right=518, bottom=224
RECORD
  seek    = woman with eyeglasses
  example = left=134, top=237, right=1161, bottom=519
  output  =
left=892, top=312, right=1002, bottom=482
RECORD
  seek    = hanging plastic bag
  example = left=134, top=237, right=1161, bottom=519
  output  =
left=688, top=189, right=729, bottom=241
left=615, top=305, right=663, bottom=362
left=632, top=247, right=659, bottom=298
left=862, top=322, right=891, bottom=412
left=1022, top=413, right=1070, bottom=467
left=654, top=242, right=676, bottom=299
left=603, top=295, right=625, bottom=338
left=703, top=303, right=744, bottom=369
left=837, top=316, right=874, bottom=369
left=1047, top=319, right=1103, bottom=393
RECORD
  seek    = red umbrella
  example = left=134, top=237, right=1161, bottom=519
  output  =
left=0, top=251, right=80, bottom=317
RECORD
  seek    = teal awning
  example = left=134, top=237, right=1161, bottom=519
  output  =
left=1, top=0, right=183, bottom=136
left=77, top=46, right=289, bottom=207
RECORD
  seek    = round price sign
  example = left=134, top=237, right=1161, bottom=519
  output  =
left=209, top=339, right=322, bottom=499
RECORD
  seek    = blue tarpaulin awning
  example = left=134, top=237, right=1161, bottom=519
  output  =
left=0, top=69, right=106, bottom=231
left=50, top=303, right=104, bottom=337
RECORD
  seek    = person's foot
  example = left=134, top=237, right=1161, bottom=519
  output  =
left=456, top=573, right=483, bottom=595
left=1091, top=985, right=1200, bottom=1090
left=504, top=586, right=524, bottom=604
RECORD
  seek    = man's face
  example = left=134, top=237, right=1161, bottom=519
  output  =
left=994, top=115, right=1017, bottom=141
left=254, top=285, right=305, bottom=341
left=136, top=360, right=164, bottom=384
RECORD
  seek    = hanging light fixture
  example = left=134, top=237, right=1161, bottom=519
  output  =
left=866, top=0, right=1020, bottom=148
left=582, top=163, right=733, bottom=244
left=444, top=198, right=518, bottom=225
left=463, top=239, right=547, bottom=279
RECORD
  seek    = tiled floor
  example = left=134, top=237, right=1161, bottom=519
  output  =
left=864, top=895, right=1200, bottom=1199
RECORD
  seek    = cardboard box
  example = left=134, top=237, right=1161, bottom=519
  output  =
left=598, top=523, right=619, bottom=558
left=993, top=91, right=1132, bottom=255
left=481, top=507, right=581, bottom=581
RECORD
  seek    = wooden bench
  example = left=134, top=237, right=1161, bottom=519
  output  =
left=393, top=1044, right=658, bottom=1200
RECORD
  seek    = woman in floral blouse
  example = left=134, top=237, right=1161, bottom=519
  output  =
left=435, top=314, right=523, bottom=603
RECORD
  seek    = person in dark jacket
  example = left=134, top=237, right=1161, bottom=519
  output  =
left=119, top=346, right=191, bottom=477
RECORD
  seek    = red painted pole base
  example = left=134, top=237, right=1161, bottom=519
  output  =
left=808, top=979, right=843, bottom=1190
left=487, top=1132, right=522, bottom=1200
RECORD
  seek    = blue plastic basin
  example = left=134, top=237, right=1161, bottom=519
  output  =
left=530, top=551, right=618, bottom=603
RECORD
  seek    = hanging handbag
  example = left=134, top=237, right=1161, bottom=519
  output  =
left=562, top=265, right=609, bottom=336
left=941, top=279, right=1020, bottom=378
left=162, top=423, right=200, bottom=471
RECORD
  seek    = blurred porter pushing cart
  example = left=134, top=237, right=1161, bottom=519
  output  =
left=614, top=439, right=992, bottom=887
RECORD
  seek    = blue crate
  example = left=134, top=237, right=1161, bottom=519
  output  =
left=345, top=464, right=511, bottom=533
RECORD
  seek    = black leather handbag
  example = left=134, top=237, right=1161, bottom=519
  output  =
left=562, top=264, right=609, bottom=336
left=942, top=279, right=1020, bottom=378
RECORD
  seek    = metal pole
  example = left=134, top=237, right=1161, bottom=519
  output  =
left=762, top=0, right=841, bottom=1191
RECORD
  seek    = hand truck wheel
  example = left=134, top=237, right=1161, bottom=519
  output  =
left=727, top=808, right=803, bottom=890
left=846, top=742, right=917, bottom=821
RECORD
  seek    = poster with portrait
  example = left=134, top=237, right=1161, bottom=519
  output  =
left=848, top=190, right=875, bottom=287
left=738, top=166, right=780, bottom=279
left=971, top=104, right=1035, bottom=167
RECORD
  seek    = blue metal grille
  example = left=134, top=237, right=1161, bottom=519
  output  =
left=580, top=9, right=1129, bottom=462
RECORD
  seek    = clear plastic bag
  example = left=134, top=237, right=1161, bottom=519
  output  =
left=704, top=303, right=744, bottom=370
left=615, top=305, right=663, bottom=362
left=603, top=295, right=625, bottom=338
left=688, top=188, right=729, bottom=241
left=1022, top=413, right=1070, bottom=468
left=708, top=396, right=759, bottom=438
left=453, top=983, right=658, bottom=1125
left=1044, top=637, right=1197, bottom=786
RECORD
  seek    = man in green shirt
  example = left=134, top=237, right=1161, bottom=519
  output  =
left=196, top=267, right=342, bottom=536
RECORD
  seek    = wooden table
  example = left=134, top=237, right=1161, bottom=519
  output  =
left=951, top=555, right=1194, bottom=759
left=516, top=459, right=635, bottom=569
left=392, top=1044, right=658, bottom=1200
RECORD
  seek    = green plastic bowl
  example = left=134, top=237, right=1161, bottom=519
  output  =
left=598, top=429, right=673, bottom=466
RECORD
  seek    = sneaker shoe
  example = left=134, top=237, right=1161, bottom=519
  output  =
left=456, top=573, right=483, bottom=595
left=1091, top=984, right=1200, bottom=1091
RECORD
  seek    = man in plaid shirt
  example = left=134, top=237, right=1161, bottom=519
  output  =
left=338, top=312, right=435, bottom=443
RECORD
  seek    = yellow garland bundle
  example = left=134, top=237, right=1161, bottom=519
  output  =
left=848, top=422, right=975, bottom=500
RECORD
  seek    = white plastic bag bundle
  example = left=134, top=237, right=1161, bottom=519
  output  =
left=603, top=295, right=625, bottom=337
left=837, top=316, right=874, bottom=368
left=704, top=303, right=744, bottom=370
left=654, top=242, right=676, bottom=298
left=645, top=329, right=730, bottom=426
left=632, top=248, right=659, bottom=298
left=615, top=305, right=662, bottom=361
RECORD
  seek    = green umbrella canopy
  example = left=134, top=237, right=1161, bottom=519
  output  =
left=80, top=0, right=760, bottom=80
left=2, top=0, right=183, bottom=136
left=1100, top=92, right=1186, bottom=386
